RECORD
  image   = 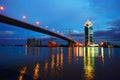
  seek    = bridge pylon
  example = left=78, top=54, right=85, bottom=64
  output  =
left=68, top=41, right=74, bottom=47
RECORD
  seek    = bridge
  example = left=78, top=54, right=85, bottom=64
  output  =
left=0, top=14, right=76, bottom=46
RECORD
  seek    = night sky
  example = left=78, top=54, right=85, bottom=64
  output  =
left=0, top=0, right=120, bottom=44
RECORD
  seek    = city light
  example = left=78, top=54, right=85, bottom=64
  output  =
left=0, top=6, right=4, bottom=11
left=100, top=42, right=104, bottom=45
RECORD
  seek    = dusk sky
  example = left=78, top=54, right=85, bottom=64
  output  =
left=0, top=0, right=120, bottom=44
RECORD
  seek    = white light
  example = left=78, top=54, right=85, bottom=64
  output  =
left=84, top=20, right=93, bottom=27
left=0, top=6, right=4, bottom=11
left=35, top=21, right=40, bottom=25
left=22, top=16, right=26, bottom=19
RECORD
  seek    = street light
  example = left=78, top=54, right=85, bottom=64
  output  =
left=0, top=6, right=4, bottom=11
left=35, top=21, right=40, bottom=25
left=22, top=16, right=26, bottom=19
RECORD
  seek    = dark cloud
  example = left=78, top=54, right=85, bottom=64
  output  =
left=71, top=33, right=83, bottom=37
left=0, top=30, right=14, bottom=39
left=94, top=30, right=120, bottom=41
left=107, top=19, right=120, bottom=29
left=106, top=19, right=120, bottom=40
left=94, top=19, right=120, bottom=41
left=0, top=30, right=14, bottom=36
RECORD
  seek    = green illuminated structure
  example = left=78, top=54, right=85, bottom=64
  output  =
left=84, top=20, right=93, bottom=46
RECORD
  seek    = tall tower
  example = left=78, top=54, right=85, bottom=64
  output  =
left=68, top=29, right=72, bottom=39
left=84, top=20, right=93, bottom=46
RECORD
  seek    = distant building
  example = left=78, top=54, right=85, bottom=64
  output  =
left=27, top=38, right=36, bottom=47
left=84, top=20, right=93, bottom=46
left=99, top=41, right=111, bottom=47
left=27, top=38, right=41, bottom=47
left=36, top=40, right=41, bottom=46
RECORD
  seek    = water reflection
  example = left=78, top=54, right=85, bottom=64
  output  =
left=60, top=47, right=64, bottom=69
left=101, top=47, right=104, bottom=63
left=44, top=60, right=48, bottom=79
left=18, top=66, right=27, bottom=80
left=79, top=47, right=83, bottom=57
left=74, top=47, right=84, bottom=63
left=68, top=47, right=72, bottom=64
left=51, top=52, right=55, bottom=76
left=108, top=47, right=110, bottom=58
left=48, top=47, right=64, bottom=77
left=83, top=47, right=98, bottom=80
left=26, top=47, right=41, bottom=56
left=108, top=47, right=114, bottom=58
left=33, top=63, right=40, bottom=80
left=74, top=47, right=78, bottom=63
left=18, top=47, right=114, bottom=80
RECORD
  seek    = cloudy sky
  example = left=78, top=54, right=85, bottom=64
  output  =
left=0, top=0, right=120, bottom=44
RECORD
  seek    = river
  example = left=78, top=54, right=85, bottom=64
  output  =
left=0, top=46, right=120, bottom=80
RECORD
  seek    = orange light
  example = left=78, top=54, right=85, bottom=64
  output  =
left=45, top=61, right=48, bottom=70
left=19, top=66, right=27, bottom=80
left=0, top=6, right=4, bottom=11
left=35, top=21, right=40, bottom=25
left=33, top=64, right=40, bottom=79
left=22, top=16, right=26, bottom=19
left=20, top=66, right=27, bottom=74
left=56, top=54, right=59, bottom=68
left=68, top=47, right=72, bottom=64
left=18, top=75, right=23, bottom=80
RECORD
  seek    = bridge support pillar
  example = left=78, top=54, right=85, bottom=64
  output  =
left=68, top=41, right=74, bottom=47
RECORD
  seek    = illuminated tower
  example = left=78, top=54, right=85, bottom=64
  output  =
left=84, top=20, right=93, bottom=46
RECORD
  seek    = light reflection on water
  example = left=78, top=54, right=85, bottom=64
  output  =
left=18, top=66, right=27, bottom=80
left=0, top=46, right=119, bottom=80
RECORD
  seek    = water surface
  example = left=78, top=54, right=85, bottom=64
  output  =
left=0, top=46, right=120, bottom=80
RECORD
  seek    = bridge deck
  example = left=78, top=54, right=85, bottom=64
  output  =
left=0, top=14, right=75, bottom=43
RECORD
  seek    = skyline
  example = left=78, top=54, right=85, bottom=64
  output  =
left=0, top=0, right=120, bottom=44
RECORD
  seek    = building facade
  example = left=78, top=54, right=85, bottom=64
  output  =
left=27, top=38, right=41, bottom=47
left=84, top=20, right=93, bottom=46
